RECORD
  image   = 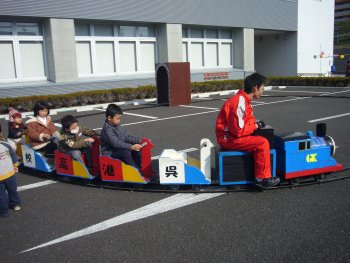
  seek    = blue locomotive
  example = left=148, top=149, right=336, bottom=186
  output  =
left=217, top=123, right=342, bottom=185
left=274, top=123, right=342, bottom=180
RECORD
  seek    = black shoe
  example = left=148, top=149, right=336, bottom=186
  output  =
left=255, top=177, right=280, bottom=188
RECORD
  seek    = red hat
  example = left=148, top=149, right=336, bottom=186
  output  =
left=9, top=107, right=21, bottom=122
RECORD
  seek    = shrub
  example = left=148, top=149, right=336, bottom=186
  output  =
left=266, top=76, right=350, bottom=87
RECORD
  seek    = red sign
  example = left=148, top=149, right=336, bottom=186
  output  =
left=203, top=72, right=229, bottom=81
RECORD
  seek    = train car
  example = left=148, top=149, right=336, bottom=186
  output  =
left=98, top=138, right=154, bottom=184
left=54, top=137, right=101, bottom=179
left=21, top=143, right=55, bottom=173
left=158, top=139, right=214, bottom=186
left=274, top=124, right=343, bottom=180
left=212, top=123, right=342, bottom=185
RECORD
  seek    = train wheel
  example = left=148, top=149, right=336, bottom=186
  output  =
left=192, top=185, right=201, bottom=191
left=132, top=183, right=144, bottom=190
left=289, top=178, right=300, bottom=186
left=168, top=185, right=180, bottom=191
left=316, top=174, right=326, bottom=182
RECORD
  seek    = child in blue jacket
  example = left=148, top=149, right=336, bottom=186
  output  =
left=100, top=104, right=142, bottom=168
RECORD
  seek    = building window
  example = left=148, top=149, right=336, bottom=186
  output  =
left=19, top=41, right=45, bottom=78
left=207, top=43, right=218, bottom=67
left=139, top=42, right=156, bottom=72
left=182, top=27, right=233, bottom=69
left=76, top=42, right=92, bottom=75
left=0, top=42, right=16, bottom=79
left=0, top=22, right=12, bottom=35
left=191, top=42, right=204, bottom=68
left=119, top=42, right=136, bottom=72
left=0, top=22, right=46, bottom=83
left=94, top=25, right=113, bottom=37
left=75, top=23, right=157, bottom=77
left=95, top=41, right=115, bottom=73
left=220, top=43, right=233, bottom=66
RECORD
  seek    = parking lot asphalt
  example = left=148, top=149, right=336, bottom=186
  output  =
left=1, top=86, right=350, bottom=262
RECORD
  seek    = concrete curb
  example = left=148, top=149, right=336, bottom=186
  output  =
left=0, top=86, right=284, bottom=120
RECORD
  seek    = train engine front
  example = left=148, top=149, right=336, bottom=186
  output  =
left=274, top=123, right=343, bottom=180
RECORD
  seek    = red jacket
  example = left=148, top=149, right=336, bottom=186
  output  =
left=216, top=89, right=257, bottom=141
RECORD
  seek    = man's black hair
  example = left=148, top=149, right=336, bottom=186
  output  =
left=33, top=101, right=50, bottom=117
left=106, top=104, right=123, bottom=118
left=61, top=115, right=78, bottom=130
left=243, top=73, right=266, bottom=93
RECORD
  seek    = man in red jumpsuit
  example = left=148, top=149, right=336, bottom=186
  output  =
left=216, top=73, right=280, bottom=187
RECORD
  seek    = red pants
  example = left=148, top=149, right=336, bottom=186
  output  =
left=218, top=135, right=271, bottom=179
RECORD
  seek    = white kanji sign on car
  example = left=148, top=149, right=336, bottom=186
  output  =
left=22, top=144, right=36, bottom=169
left=159, top=158, right=185, bottom=184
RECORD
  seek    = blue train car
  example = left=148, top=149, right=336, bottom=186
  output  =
left=274, top=128, right=343, bottom=180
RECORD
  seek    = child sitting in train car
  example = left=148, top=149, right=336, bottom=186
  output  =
left=0, top=124, right=21, bottom=218
left=56, top=115, right=98, bottom=166
left=7, top=107, right=27, bottom=151
left=100, top=104, right=142, bottom=169
left=26, top=101, right=57, bottom=157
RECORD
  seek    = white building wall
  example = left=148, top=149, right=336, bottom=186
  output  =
left=255, top=32, right=297, bottom=76
left=297, top=0, right=335, bottom=74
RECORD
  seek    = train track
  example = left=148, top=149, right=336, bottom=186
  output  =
left=23, top=167, right=350, bottom=193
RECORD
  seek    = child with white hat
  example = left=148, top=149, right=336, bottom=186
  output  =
left=7, top=107, right=27, bottom=151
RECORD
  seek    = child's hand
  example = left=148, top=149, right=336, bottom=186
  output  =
left=43, top=134, right=51, bottom=140
left=14, top=166, right=19, bottom=173
left=85, top=138, right=95, bottom=143
left=131, top=144, right=142, bottom=151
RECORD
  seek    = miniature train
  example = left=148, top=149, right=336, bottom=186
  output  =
left=18, top=123, right=343, bottom=189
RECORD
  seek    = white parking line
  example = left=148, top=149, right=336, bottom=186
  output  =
left=192, top=97, right=213, bottom=100
left=17, top=180, right=57, bottom=192
left=308, top=112, right=350, bottom=123
left=319, top=90, right=350, bottom=96
left=94, top=110, right=220, bottom=130
left=93, top=97, right=313, bottom=129
left=252, top=97, right=311, bottom=107
left=180, top=105, right=219, bottom=110
left=88, top=90, right=347, bottom=129
left=94, top=108, right=158, bottom=119
left=22, top=192, right=225, bottom=253
left=251, top=101, right=266, bottom=104
left=267, top=90, right=327, bottom=94
left=123, top=112, right=158, bottom=119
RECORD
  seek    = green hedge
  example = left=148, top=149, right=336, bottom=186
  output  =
left=192, top=79, right=243, bottom=93
left=0, top=85, right=156, bottom=114
left=0, top=76, right=349, bottom=114
left=266, top=76, right=350, bottom=87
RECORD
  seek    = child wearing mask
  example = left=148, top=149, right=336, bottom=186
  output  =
left=57, top=115, right=98, bottom=166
